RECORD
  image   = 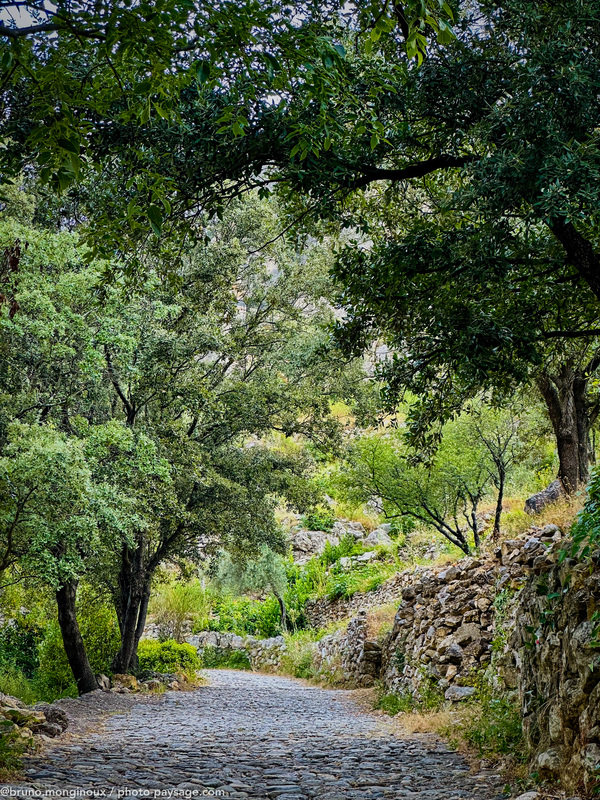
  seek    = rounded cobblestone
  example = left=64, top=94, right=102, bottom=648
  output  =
left=6, top=670, right=506, bottom=799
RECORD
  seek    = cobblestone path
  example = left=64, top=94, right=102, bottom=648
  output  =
left=8, top=670, right=506, bottom=799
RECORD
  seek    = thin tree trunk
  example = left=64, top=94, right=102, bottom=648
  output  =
left=276, top=594, right=287, bottom=632
left=56, top=580, right=98, bottom=695
left=112, top=542, right=146, bottom=674
left=492, top=464, right=506, bottom=541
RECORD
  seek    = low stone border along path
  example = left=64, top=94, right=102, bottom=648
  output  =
left=4, top=670, right=507, bottom=799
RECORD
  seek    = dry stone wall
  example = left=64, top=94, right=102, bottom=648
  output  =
left=313, top=610, right=382, bottom=687
left=188, top=630, right=287, bottom=672
left=310, top=523, right=599, bottom=794
left=494, top=552, right=600, bottom=794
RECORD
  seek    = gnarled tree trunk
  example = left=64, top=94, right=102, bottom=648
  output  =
left=112, top=540, right=151, bottom=674
left=56, top=580, right=98, bottom=695
left=536, top=359, right=598, bottom=494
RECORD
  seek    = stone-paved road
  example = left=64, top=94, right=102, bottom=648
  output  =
left=8, top=670, right=507, bottom=799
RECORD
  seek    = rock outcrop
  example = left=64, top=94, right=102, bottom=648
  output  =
left=291, top=520, right=393, bottom=564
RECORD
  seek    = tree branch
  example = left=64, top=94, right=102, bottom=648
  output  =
left=350, top=155, right=474, bottom=190
left=548, top=217, right=600, bottom=302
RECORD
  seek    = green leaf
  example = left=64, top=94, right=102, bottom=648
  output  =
left=147, top=204, right=163, bottom=236
left=0, top=51, right=13, bottom=71
left=196, top=61, right=211, bottom=84
left=264, top=53, right=281, bottom=73
left=57, top=137, right=80, bottom=155
left=133, top=79, right=153, bottom=96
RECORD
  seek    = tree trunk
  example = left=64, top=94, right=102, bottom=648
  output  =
left=112, top=541, right=148, bottom=674
left=276, top=594, right=287, bottom=632
left=537, top=365, right=592, bottom=493
left=492, top=463, right=506, bottom=541
left=56, top=580, right=98, bottom=695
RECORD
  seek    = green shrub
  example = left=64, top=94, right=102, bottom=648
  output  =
left=376, top=674, right=444, bottom=715
left=137, top=639, right=200, bottom=676
left=279, top=630, right=319, bottom=679
left=326, top=576, right=352, bottom=601
left=293, top=650, right=315, bottom=679
left=321, top=534, right=362, bottom=567
left=0, top=666, right=39, bottom=705
left=0, top=616, right=42, bottom=678
left=200, top=646, right=251, bottom=670
left=0, top=717, right=28, bottom=776
left=150, top=580, right=212, bottom=642
left=79, top=605, right=121, bottom=675
left=570, top=467, right=600, bottom=558
left=301, top=507, right=335, bottom=532
left=207, top=595, right=281, bottom=638
left=461, top=680, right=526, bottom=760
left=34, top=603, right=121, bottom=701
left=376, top=691, right=416, bottom=715
left=35, top=624, right=78, bottom=700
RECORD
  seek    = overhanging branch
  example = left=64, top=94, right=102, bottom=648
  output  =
left=349, top=155, right=474, bottom=190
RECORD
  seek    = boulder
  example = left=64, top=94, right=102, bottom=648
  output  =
left=444, top=685, right=476, bottom=702
left=34, top=722, right=64, bottom=738
left=0, top=692, right=26, bottom=709
left=364, top=529, right=393, bottom=547
left=438, top=565, right=460, bottom=583
left=536, top=747, right=565, bottom=776
left=96, top=673, right=111, bottom=691
left=112, top=673, right=138, bottom=690
left=525, top=479, right=564, bottom=514
left=33, top=703, right=69, bottom=732
left=355, top=551, right=377, bottom=563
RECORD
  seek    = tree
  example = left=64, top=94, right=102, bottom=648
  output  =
left=215, top=546, right=289, bottom=631
left=0, top=424, right=99, bottom=693
left=0, top=0, right=453, bottom=252
left=342, top=416, right=496, bottom=554
left=333, top=210, right=600, bottom=492
left=0, top=192, right=367, bottom=681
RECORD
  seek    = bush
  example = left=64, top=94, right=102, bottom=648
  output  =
left=79, top=605, right=121, bottom=675
left=35, top=624, right=78, bottom=700
left=570, top=467, right=600, bottom=558
left=137, top=639, right=200, bottom=676
left=34, top=603, right=121, bottom=701
left=301, top=507, right=336, bottom=532
left=0, top=718, right=28, bottom=777
left=326, top=576, right=352, bottom=601
left=200, top=646, right=251, bottom=670
left=321, top=534, right=362, bottom=567
left=376, top=692, right=415, bottom=715
left=207, top=595, right=282, bottom=638
left=0, top=667, right=38, bottom=706
left=460, top=679, right=526, bottom=760
left=279, top=630, right=319, bottom=680
left=150, top=580, right=211, bottom=642
left=376, top=674, right=444, bottom=715
left=0, top=616, right=42, bottom=678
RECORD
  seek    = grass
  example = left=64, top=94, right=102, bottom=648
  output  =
left=279, top=629, right=321, bottom=679
left=366, top=603, right=398, bottom=642
left=0, top=668, right=40, bottom=705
